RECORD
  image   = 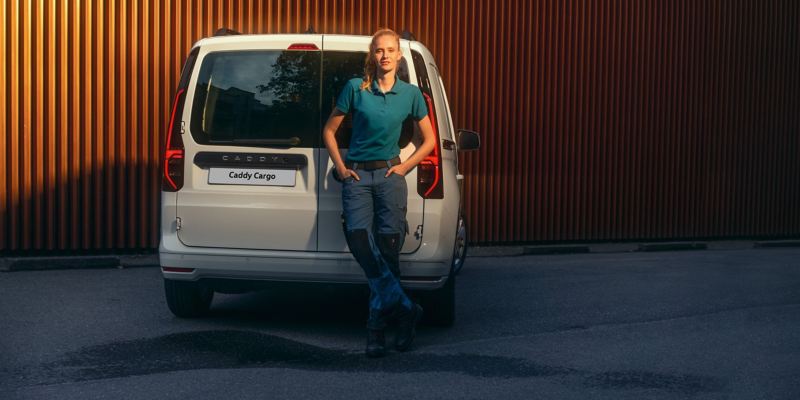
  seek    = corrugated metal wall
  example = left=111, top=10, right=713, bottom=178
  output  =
left=2, top=0, right=798, bottom=253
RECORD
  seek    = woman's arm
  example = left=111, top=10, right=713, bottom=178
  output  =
left=386, top=115, right=436, bottom=177
left=322, top=108, right=360, bottom=181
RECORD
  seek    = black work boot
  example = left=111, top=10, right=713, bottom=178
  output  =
left=366, top=329, right=387, bottom=358
left=395, top=303, right=423, bottom=352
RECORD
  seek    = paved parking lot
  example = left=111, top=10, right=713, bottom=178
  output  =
left=1, top=247, right=799, bottom=399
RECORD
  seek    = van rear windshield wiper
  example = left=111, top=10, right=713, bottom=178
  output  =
left=213, top=137, right=302, bottom=147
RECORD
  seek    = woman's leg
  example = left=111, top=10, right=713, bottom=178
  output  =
left=342, top=169, right=411, bottom=333
left=373, top=169, right=409, bottom=278
left=374, top=168, right=423, bottom=351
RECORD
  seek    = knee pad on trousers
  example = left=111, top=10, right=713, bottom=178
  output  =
left=344, top=229, right=381, bottom=279
left=377, top=233, right=402, bottom=278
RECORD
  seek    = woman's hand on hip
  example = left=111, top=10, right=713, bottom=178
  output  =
left=337, top=166, right=360, bottom=181
left=385, top=164, right=409, bottom=177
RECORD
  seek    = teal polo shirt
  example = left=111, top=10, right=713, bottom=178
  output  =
left=336, top=77, right=429, bottom=162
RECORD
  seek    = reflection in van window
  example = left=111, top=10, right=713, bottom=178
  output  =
left=190, top=50, right=321, bottom=148
left=321, top=51, right=365, bottom=149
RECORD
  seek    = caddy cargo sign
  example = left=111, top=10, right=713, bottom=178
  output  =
left=208, top=168, right=296, bottom=187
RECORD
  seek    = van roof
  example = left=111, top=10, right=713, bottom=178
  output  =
left=194, top=33, right=415, bottom=48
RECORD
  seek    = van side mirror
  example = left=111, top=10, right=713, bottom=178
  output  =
left=456, top=129, right=481, bottom=151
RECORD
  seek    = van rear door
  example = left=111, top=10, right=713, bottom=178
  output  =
left=176, top=36, right=323, bottom=251
left=316, top=35, right=424, bottom=253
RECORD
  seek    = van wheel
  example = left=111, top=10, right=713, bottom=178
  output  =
left=452, top=214, right=468, bottom=275
left=420, top=273, right=455, bottom=327
left=164, top=279, right=214, bottom=318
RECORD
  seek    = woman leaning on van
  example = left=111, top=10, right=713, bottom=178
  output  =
left=322, top=28, right=436, bottom=358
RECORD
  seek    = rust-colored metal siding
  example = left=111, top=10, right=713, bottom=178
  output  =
left=1, top=0, right=798, bottom=252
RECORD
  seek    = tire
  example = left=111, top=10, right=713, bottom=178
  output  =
left=164, top=278, right=214, bottom=318
left=420, top=272, right=455, bottom=327
left=452, top=213, right=468, bottom=275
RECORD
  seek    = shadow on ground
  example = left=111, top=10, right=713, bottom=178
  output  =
left=7, top=328, right=723, bottom=396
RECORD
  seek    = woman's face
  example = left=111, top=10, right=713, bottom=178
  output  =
left=372, top=34, right=402, bottom=75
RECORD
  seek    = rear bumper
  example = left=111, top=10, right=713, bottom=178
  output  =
left=159, top=246, right=451, bottom=290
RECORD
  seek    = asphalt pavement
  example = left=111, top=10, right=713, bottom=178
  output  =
left=1, top=247, right=799, bottom=399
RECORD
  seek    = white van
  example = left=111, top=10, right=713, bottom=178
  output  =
left=159, top=30, right=480, bottom=326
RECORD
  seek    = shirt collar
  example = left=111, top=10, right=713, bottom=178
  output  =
left=371, top=78, right=402, bottom=95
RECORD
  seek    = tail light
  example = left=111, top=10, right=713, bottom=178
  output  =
left=162, top=88, right=186, bottom=192
left=162, top=48, right=198, bottom=192
left=417, top=93, right=444, bottom=199
left=287, top=43, right=320, bottom=50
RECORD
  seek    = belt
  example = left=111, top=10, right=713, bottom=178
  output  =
left=345, top=156, right=401, bottom=171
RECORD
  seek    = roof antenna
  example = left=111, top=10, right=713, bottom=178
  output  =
left=213, top=28, right=241, bottom=36
left=305, top=25, right=316, bottom=34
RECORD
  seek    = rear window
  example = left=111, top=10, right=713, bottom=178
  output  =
left=189, top=49, right=415, bottom=149
left=321, top=51, right=366, bottom=149
left=190, top=50, right=321, bottom=148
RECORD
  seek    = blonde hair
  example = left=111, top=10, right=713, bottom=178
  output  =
left=360, top=28, right=402, bottom=91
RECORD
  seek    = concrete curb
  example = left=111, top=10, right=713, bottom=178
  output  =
left=523, top=245, right=590, bottom=255
left=470, top=240, right=800, bottom=257
left=754, top=240, right=800, bottom=248
left=638, top=242, right=708, bottom=252
left=1, top=254, right=159, bottom=272
left=2, top=240, right=798, bottom=272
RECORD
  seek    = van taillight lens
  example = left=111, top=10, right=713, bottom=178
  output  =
left=163, top=88, right=186, bottom=192
left=417, top=92, right=444, bottom=199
